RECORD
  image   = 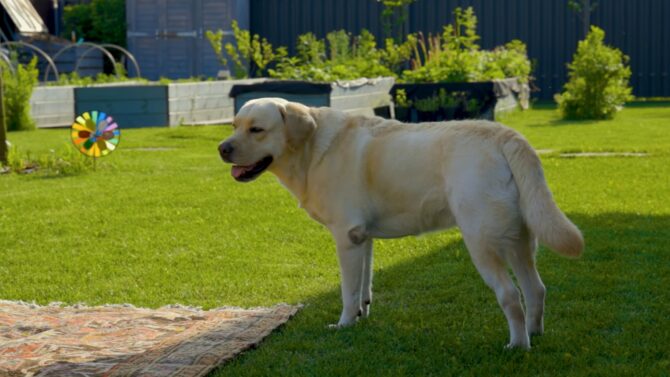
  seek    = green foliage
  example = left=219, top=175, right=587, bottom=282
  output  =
left=211, top=7, right=528, bottom=83
left=478, top=40, right=532, bottom=83
left=6, top=144, right=91, bottom=176
left=62, top=0, right=126, bottom=46
left=394, top=89, right=412, bottom=108
left=270, top=29, right=395, bottom=81
left=205, top=29, right=228, bottom=68
left=401, top=7, right=532, bottom=84
left=378, top=0, right=416, bottom=42
left=555, top=26, right=633, bottom=120
left=414, top=94, right=440, bottom=112
left=1, top=55, right=38, bottom=131
left=466, top=98, right=480, bottom=113
left=438, top=88, right=459, bottom=108
left=379, top=34, right=417, bottom=76
left=61, top=3, right=92, bottom=41
left=49, top=64, right=145, bottom=86
left=206, top=21, right=286, bottom=78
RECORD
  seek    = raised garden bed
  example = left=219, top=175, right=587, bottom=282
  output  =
left=391, top=78, right=529, bottom=123
left=30, top=86, right=75, bottom=129
left=31, top=79, right=268, bottom=129
left=74, top=85, right=168, bottom=128
left=167, top=78, right=267, bottom=126
left=31, top=77, right=395, bottom=129
left=229, top=77, right=395, bottom=117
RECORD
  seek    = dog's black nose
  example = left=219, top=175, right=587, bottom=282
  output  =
left=219, top=142, right=234, bottom=162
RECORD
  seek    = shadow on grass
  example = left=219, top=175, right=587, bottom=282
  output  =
left=211, top=211, right=670, bottom=376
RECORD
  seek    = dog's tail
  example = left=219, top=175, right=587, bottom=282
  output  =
left=501, top=132, right=584, bottom=257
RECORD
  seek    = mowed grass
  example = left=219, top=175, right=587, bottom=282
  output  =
left=1, top=103, right=669, bottom=376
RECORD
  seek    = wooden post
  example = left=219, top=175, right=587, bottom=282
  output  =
left=0, top=71, right=7, bottom=165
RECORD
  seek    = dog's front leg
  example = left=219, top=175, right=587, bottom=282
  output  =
left=331, top=230, right=371, bottom=327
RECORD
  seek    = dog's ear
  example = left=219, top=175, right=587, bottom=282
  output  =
left=279, top=102, right=316, bottom=150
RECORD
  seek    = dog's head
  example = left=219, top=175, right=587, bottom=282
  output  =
left=218, top=98, right=316, bottom=182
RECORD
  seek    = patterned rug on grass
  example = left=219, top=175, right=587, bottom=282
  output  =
left=0, top=300, right=300, bottom=377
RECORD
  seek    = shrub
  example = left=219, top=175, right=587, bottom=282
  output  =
left=1, top=55, right=39, bottom=131
left=206, top=20, right=286, bottom=78
left=478, top=40, right=532, bottom=83
left=555, top=26, right=633, bottom=120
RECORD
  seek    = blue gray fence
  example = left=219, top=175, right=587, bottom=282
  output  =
left=249, top=0, right=670, bottom=99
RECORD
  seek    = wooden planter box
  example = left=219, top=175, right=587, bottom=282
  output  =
left=391, top=78, right=529, bottom=123
left=229, top=77, right=395, bottom=117
left=30, top=77, right=400, bottom=128
left=493, top=78, right=530, bottom=113
left=167, top=78, right=267, bottom=126
left=74, top=85, right=168, bottom=128
left=30, top=86, right=75, bottom=129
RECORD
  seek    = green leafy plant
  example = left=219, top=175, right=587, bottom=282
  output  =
left=478, top=40, right=532, bottom=83
left=270, top=29, right=395, bottom=81
left=62, top=0, right=125, bottom=46
left=400, top=7, right=532, bottom=84
left=205, top=29, right=228, bottom=68
left=414, top=94, right=440, bottom=112
left=379, top=34, right=417, bottom=76
left=0, top=55, right=38, bottom=131
left=555, top=26, right=633, bottom=120
left=394, top=89, right=412, bottom=108
left=438, top=88, right=459, bottom=108
left=466, top=98, right=480, bottom=114
left=378, top=0, right=416, bottom=42
left=207, top=20, right=287, bottom=78
left=50, top=65, right=145, bottom=86
left=7, top=144, right=92, bottom=176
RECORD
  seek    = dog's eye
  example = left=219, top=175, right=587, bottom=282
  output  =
left=249, top=127, right=264, bottom=134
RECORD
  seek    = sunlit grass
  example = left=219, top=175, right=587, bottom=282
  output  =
left=1, top=103, right=669, bottom=376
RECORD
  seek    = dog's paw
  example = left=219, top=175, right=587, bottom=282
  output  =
left=504, top=341, right=531, bottom=350
left=327, top=320, right=356, bottom=330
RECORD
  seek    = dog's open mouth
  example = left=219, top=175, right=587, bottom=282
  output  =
left=231, top=156, right=273, bottom=182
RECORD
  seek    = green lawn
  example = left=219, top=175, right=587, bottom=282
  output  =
left=1, top=104, right=669, bottom=376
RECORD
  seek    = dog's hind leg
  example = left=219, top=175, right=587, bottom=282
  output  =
left=504, top=226, right=546, bottom=336
left=461, top=232, right=530, bottom=349
left=361, top=244, right=373, bottom=318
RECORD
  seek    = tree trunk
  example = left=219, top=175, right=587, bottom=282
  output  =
left=582, top=0, right=591, bottom=36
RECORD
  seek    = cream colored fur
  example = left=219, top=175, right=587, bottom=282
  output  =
left=220, top=98, right=584, bottom=349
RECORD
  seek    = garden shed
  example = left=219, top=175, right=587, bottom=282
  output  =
left=125, top=0, right=248, bottom=80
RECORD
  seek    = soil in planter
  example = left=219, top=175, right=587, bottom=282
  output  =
left=416, top=110, right=438, bottom=122
left=395, top=107, right=411, bottom=122
left=392, top=83, right=496, bottom=123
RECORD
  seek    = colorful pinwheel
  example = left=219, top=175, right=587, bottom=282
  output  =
left=71, top=111, right=120, bottom=157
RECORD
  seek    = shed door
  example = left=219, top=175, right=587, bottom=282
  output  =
left=127, top=0, right=247, bottom=80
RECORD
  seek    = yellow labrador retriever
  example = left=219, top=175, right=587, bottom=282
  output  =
left=218, top=98, right=583, bottom=349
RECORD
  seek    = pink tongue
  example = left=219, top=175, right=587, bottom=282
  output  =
left=231, top=165, right=250, bottom=179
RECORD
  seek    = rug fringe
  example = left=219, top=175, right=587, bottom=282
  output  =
left=0, top=299, right=302, bottom=313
